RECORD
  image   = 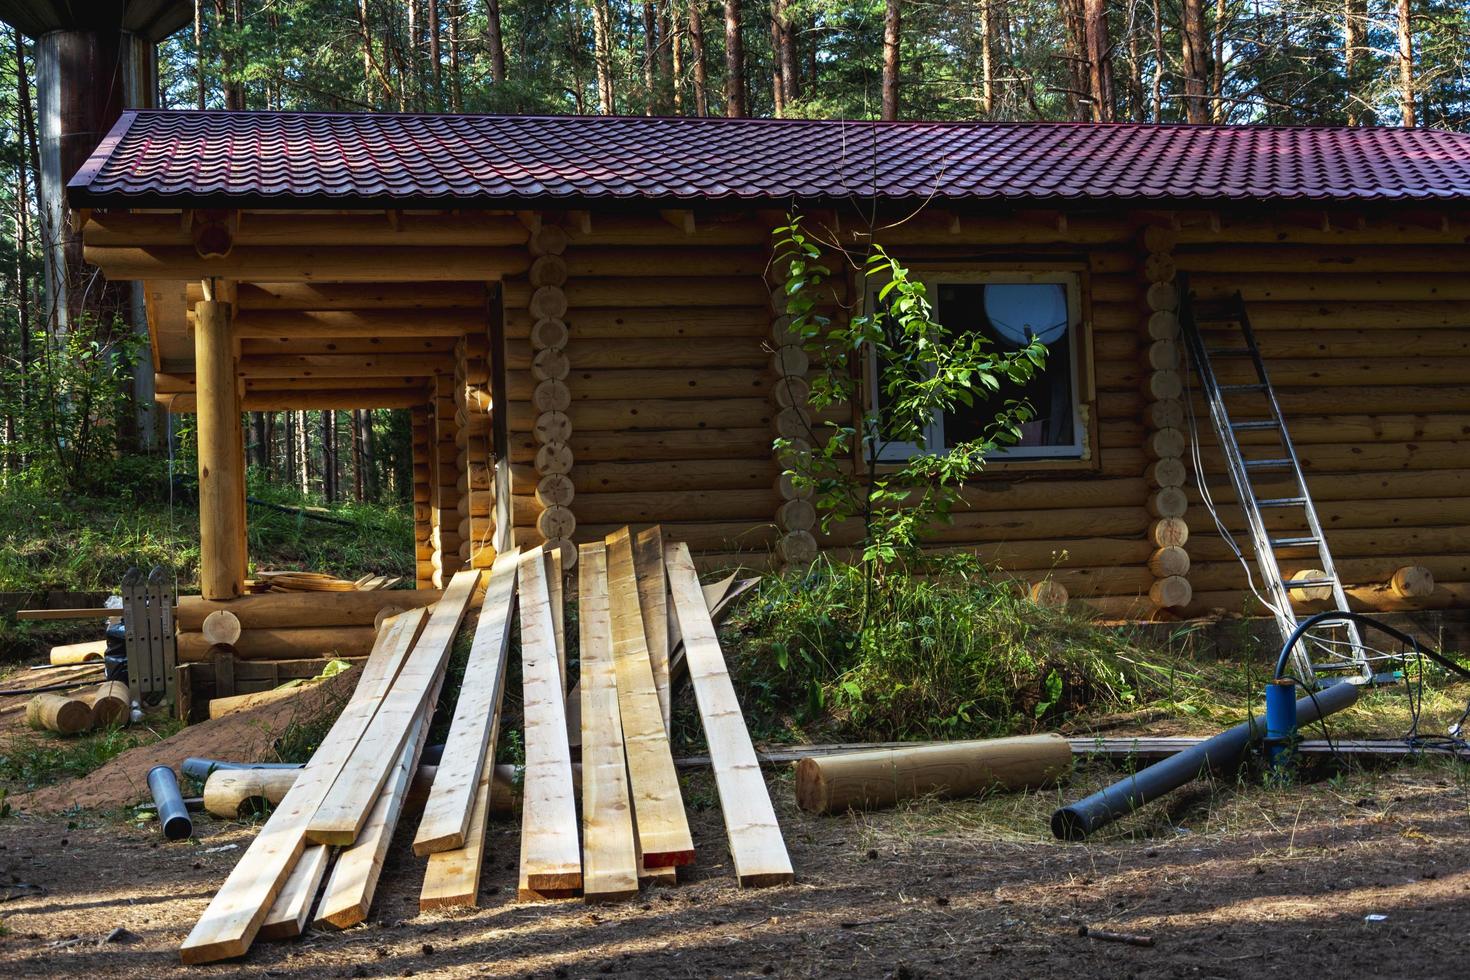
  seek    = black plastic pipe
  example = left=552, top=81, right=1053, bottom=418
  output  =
left=1051, top=680, right=1359, bottom=840
left=148, top=765, right=194, bottom=841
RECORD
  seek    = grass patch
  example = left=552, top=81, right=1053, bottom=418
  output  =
left=0, top=717, right=184, bottom=793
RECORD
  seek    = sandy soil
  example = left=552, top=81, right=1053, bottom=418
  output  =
left=0, top=758, right=1465, bottom=979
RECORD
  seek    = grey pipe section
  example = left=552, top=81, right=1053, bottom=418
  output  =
left=147, top=765, right=193, bottom=841
left=1051, top=681, right=1359, bottom=840
left=181, top=743, right=446, bottom=784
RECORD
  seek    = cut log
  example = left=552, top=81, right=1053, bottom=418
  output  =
left=1148, top=517, right=1190, bottom=549
left=576, top=542, right=640, bottom=902
left=1148, top=546, right=1191, bottom=578
left=1149, top=575, right=1193, bottom=609
left=207, top=683, right=315, bottom=720
left=202, top=764, right=513, bottom=820
left=176, top=627, right=377, bottom=662
left=665, top=542, right=793, bottom=887
left=50, top=639, right=106, bottom=665
left=1390, top=565, right=1435, bottom=599
left=306, top=571, right=481, bottom=846
left=179, top=607, right=427, bottom=965
left=413, top=549, right=519, bottom=855
left=1028, top=581, right=1069, bottom=608
left=793, top=735, right=1073, bottom=814
left=88, top=681, right=131, bottom=727
left=516, top=548, right=583, bottom=897
left=1289, top=568, right=1333, bottom=602
left=26, top=693, right=92, bottom=735
left=202, top=610, right=243, bottom=646
left=605, top=528, right=694, bottom=868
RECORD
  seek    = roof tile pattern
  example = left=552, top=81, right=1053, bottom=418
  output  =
left=69, top=110, right=1470, bottom=207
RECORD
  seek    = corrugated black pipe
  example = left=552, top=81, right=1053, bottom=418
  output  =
left=1051, top=680, right=1359, bottom=840
left=1274, top=610, right=1470, bottom=682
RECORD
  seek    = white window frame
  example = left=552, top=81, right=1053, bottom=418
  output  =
left=865, top=270, right=1087, bottom=463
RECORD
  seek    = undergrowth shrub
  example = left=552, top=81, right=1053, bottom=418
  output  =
left=729, top=553, right=1157, bottom=741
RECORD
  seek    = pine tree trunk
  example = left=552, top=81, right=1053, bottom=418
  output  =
left=1151, top=0, right=1163, bottom=120
left=593, top=0, right=616, bottom=113
left=295, top=410, right=309, bottom=495
left=643, top=3, right=659, bottom=114
left=775, top=0, right=799, bottom=104
left=1396, top=0, right=1415, bottom=127
left=689, top=1, right=709, bottom=115
left=1211, top=0, right=1226, bottom=121
left=428, top=0, right=442, bottom=102
left=485, top=0, right=507, bottom=84
left=724, top=0, right=746, bottom=116
left=1084, top=0, right=1113, bottom=121
left=194, top=0, right=206, bottom=109
left=1344, top=0, right=1366, bottom=125
left=980, top=0, right=994, bottom=115
left=881, top=0, right=900, bottom=120
left=658, top=0, right=676, bottom=110
left=768, top=7, right=785, bottom=115
left=1180, top=0, right=1208, bottom=123
left=671, top=0, right=685, bottom=113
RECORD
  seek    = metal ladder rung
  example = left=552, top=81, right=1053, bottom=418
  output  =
left=1258, top=496, right=1308, bottom=507
left=1207, top=347, right=1255, bottom=357
left=1219, top=383, right=1268, bottom=393
left=1230, top=419, right=1281, bottom=431
left=1284, top=577, right=1335, bottom=590
left=1270, top=535, right=1321, bottom=548
left=1243, top=457, right=1293, bottom=469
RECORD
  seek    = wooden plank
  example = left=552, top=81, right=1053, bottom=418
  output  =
left=665, top=543, right=793, bottom=888
left=179, top=608, right=428, bottom=964
left=419, top=685, right=504, bottom=910
left=547, top=546, right=566, bottom=693
left=632, top=526, right=673, bottom=733
left=315, top=710, right=432, bottom=928
left=412, top=549, right=520, bottom=855
left=576, top=542, right=640, bottom=902
left=605, top=528, right=694, bottom=868
left=307, top=569, right=482, bottom=846
left=258, top=844, right=330, bottom=941
left=516, top=547, right=583, bottom=897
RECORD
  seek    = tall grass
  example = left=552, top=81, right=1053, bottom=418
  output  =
left=727, top=554, right=1160, bottom=741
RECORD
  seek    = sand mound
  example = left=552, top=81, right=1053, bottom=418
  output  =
left=11, top=669, right=358, bottom=814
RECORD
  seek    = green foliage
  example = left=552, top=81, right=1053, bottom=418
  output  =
left=0, top=717, right=184, bottom=791
left=728, top=554, right=1150, bottom=741
left=773, top=212, right=1044, bottom=579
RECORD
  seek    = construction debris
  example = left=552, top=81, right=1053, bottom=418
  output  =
left=179, top=526, right=790, bottom=964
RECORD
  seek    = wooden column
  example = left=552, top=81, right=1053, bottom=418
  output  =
left=527, top=220, right=576, bottom=567
left=1139, top=226, right=1192, bottom=613
left=194, top=292, right=247, bottom=599
left=454, top=330, right=496, bottom=568
left=412, top=405, right=435, bottom=589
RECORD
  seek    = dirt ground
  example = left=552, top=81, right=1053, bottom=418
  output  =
left=0, top=757, right=1465, bottom=979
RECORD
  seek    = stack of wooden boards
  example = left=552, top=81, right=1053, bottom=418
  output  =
left=180, top=526, right=791, bottom=965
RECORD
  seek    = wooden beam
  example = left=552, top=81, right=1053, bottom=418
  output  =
left=236, top=354, right=446, bottom=379
left=86, top=245, right=529, bottom=283
left=412, top=548, right=519, bottom=855
left=85, top=211, right=530, bottom=248
left=230, top=309, right=478, bottom=339
left=605, top=528, right=694, bottom=868
left=193, top=296, right=246, bottom=600
left=306, top=570, right=482, bottom=846
left=179, top=608, right=427, bottom=965
left=257, top=844, right=330, bottom=940
left=160, top=387, right=429, bottom=413
left=659, top=209, right=696, bottom=234
left=632, top=526, right=673, bottom=733
left=189, top=281, right=488, bottom=311
left=176, top=590, right=441, bottom=632
left=665, top=542, right=793, bottom=888
left=516, top=547, right=583, bottom=897
left=576, top=542, right=640, bottom=901
left=314, top=708, right=432, bottom=928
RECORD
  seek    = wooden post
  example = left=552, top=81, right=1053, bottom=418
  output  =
left=194, top=293, right=247, bottom=599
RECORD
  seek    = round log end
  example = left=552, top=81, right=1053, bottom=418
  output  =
left=1290, top=568, right=1333, bottom=603
left=793, top=757, right=831, bottom=814
left=1149, top=575, right=1193, bottom=609
left=201, top=609, right=243, bottom=646
left=1389, top=565, right=1435, bottom=599
left=1029, top=580, right=1070, bottom=608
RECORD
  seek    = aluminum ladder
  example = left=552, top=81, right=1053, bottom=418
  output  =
left=1178, top=286, right=1372, bottom=685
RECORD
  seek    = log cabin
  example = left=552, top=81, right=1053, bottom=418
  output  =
left=67, top=111, right=1470, bottom=621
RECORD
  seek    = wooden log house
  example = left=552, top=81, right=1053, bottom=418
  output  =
left=67, top=112, right=1470, bottom=619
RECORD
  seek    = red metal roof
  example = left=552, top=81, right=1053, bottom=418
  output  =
left=68, top=110, right=1470, bottom=209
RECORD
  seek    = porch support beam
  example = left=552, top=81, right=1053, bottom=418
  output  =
left=193, top=290, right=247, bottom=600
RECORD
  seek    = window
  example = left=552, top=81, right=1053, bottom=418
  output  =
left=866, top=270, right=1088, bottom=463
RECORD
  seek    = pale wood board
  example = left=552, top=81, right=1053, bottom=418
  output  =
left=315, top=709, right=432, bottom=928
left=516, top=547, right=583, bottom=896
left=575, top=542, right=640, bottom=901
left=632, top=525, right=672, bottom=732
left=179, top=607, right=428, bottom=964
left=411, top=549, right=520, bottom=855
left=418, top=692, right=502, bottom=910
left=665, top=543, right=794, bottom=888
left=605, top=528, right=694, bottom=867
left=308, top=569, right=482, bottom=845
left=258, top=844, right=330, bottom=940
left=547, top=546, right=566, bottom=693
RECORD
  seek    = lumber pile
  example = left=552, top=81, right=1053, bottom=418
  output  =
left=180, top=526, right=789, bottom=965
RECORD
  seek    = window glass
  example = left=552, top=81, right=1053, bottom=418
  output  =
left=936, top=282, right=1077, bottom=453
